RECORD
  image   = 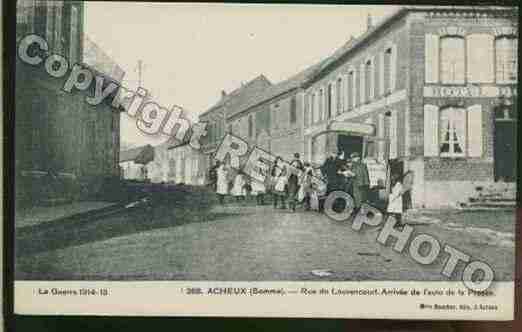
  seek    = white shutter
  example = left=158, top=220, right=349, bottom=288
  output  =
left=467, top=34, right=494, bottom=83
left=369, top=57, right=375, bottom=100
left=379, top=52, right=385, bottom=97
left=390, top=45, right=397, bottom=91
left=425, top=34, right=440, bottom=83
left=467, top=104, right=483, bottom=157
left=360, top=63, right=365, bottom=104
left=424, top=104, right=439, bottom=156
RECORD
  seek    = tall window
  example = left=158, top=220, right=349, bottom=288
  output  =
left=336, top=78, right=342, bottom=114
left=290, top=96, right=297, bottom=124
left=365, top=60, right=372, bottom=101
left=311, top=93, right=316, bottom=123
left=347, top=71, right=354, bottom=110
left=440, top=36, right=465, bottom=84
left=326, top=85, right=332, bottom=119
left=383, top=48, right=392, bottom=93
left=439, top=107, right=466, bottom=156
left=248, top=114, right=253, bottom=137
left=496, top=36, right=518, bottom=83
left=318, top=89, right=324, bottom=121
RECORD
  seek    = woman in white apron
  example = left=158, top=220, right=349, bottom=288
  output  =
left=232, top=172, right=246, bottom=202
left=216, top=161, right=228, bottom=205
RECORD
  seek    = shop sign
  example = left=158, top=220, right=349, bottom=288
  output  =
left=424, top=85, right=517, bottom=98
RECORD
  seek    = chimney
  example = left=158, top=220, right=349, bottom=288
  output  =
left=221, top=90, right=227, bottom=98
left=367, top=13, right=373, bottom=31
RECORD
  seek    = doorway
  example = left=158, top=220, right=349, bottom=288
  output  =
left=337, top=135, right=363, bottom=158
left=494, top=107, right=517, bottom=182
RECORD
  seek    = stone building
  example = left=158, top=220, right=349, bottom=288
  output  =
left=15, top=1, right=123, bottom=203
left=302, top=6, right=517, bottom=207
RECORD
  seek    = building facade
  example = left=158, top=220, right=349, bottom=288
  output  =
left=16, top=1, right=123, bottom=204
left=302, top=6, right=517, bottom=208
left=225, top=63, right=323, bottom=160
left=198, top=75, right=272, bottom=181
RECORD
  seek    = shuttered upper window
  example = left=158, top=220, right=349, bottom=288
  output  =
left=496, top=36, right=518, bottom=83
left=440, top=36, right=465, bottom=84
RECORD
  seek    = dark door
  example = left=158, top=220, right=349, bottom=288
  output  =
left=494, top=120, right=516, bottom=182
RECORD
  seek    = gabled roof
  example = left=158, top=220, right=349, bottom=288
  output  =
left=199, top=74, right=272, bottom=118
left=227, top=58, right=329, bottom=119
left=119, top=144, right=154, bottom=164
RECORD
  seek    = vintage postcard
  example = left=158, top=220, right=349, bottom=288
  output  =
left=12, top=1, right=517, bottom=319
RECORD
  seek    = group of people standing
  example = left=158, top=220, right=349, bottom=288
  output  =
left=208, top=150, right=405, bottom=222
left=209, top=153, right=314, bottom=212
left=320, top=150, right=370, bottom=209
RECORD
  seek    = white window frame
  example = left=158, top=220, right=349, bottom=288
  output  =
left=495, top=35, right=518, bottom=84
left=440, top=35, right=466, bottom=85
left=439, top=107, right=467, bottom=157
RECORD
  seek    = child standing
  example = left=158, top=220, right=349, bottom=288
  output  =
left=251, top=179, right=266, bottom=205
left=273, top=167, right=288, bottom=209
left=232, top=172, right=246, bottom=202
left=387, top=174, right=403, bottom=226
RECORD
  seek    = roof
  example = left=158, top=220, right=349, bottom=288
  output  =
left=119, top=145, right=154, bottom=164
left=199, top=75, right=272, bottom=118
left=308, top=5, right=516, bottom=83
left=227, top=59, right=328, bottom=119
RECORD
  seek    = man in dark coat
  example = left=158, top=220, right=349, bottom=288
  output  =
left=350, top=152, right=370, bottom=209
left=288, top=153, right=304, bottom=212
left=321, top=152, right=338, bottom=194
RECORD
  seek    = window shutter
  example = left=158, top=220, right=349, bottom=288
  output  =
left=467, top=104, right=483, bottom=157
left=467, top=34, right=494, bottom=83
left=390, top=45, right=397, bottom=91
left=424, top=104, right=439, bottom=156
left=379, top=52, right=385, bottom=97
left=360, top=63, right=365, bottom=104
left=425, top=34, right=439, bottom=83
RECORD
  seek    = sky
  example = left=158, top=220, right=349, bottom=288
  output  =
left=84, top=3, right=398, bottom=147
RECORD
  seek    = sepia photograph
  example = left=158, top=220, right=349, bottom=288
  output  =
left=11, top=0, right=518, bottom=319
